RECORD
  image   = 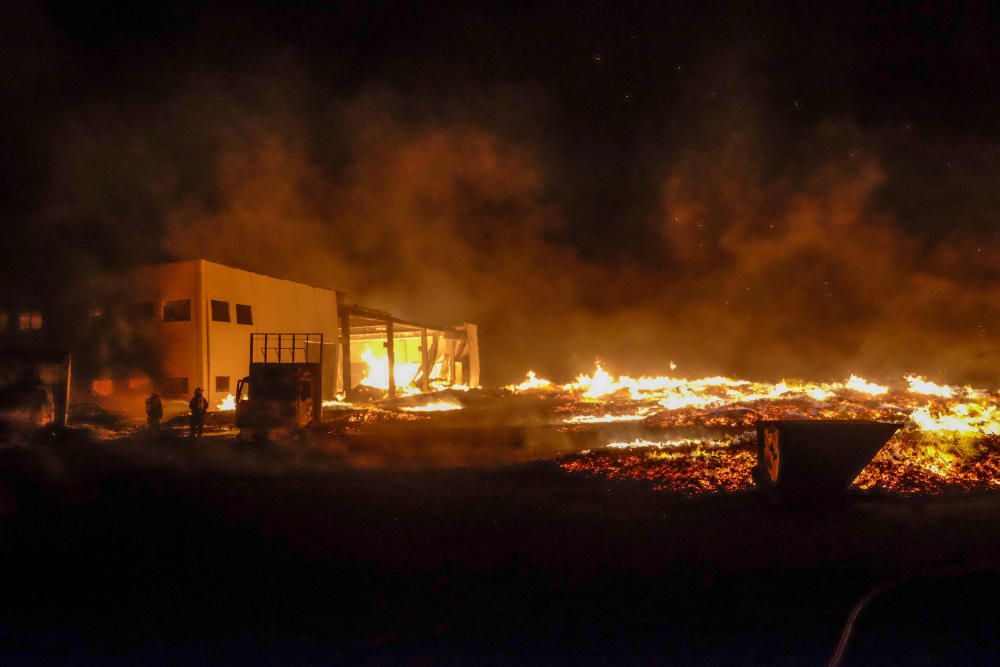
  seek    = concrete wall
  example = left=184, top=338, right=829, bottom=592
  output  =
left=129, top=260, right=204, bottom=413
left=91, top=259, right=475, bottom=413
left=200, top=260, right=341, bottom=406
left=97, top=260, right=340, bottom=415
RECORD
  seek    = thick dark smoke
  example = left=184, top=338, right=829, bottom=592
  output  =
left=2, top=2, right=998, bottom=385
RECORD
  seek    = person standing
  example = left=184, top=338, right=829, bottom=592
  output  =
left=188, top=388, right=209, bottom=439
left=145, top=391, right=163, bottom=435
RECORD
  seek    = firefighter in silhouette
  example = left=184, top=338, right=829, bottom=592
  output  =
left=188, top=388, right=209, bottom=439
left=145, top=391, right=163, bottom=435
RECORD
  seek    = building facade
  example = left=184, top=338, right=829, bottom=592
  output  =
left=0, top=258, right=480, bottom=419
left=111, top=260, right=343, bottom=413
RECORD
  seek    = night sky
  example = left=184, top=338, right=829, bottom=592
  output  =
left=1, top=1, right=998, bottom=382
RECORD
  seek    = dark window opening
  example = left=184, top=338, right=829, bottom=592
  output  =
left=215, top=376, right=230, bottom=393
left=235, top=304, right=253, bottom=325
left=211, top=300, right=231, bottom=322
left=164, top=377, right=189, bottom=396
left=163, top=300, right=191, bottom=322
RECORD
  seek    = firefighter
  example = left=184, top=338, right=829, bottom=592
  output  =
left=145, top=391, right=163, bottom=435
left=188, top=387, right=209, bottom=439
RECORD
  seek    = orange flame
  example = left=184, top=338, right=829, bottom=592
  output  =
left=216, top=393, right=236, bottom=411
left=511, top=362, right=1000, bottom=494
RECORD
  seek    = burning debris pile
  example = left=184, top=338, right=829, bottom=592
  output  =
left=509, top=365, right=1000, bottom=496
left=561, top=435, right=759, bottom=496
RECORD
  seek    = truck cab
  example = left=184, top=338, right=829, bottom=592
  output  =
left=234, top=333, right=323, bottom=435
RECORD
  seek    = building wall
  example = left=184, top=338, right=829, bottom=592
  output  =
left=130, top=260, right=203, bottom=407
left=96, top=260, right=340, bottom=415
left=86, top=259, right=476, bottom=414
left=200, top=260, right=341, bottom=406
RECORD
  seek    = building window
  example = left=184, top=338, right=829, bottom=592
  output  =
left=211, top=299, right=231, bottom=322
left=235, top=304, right=253, bottom=325
left=215, top=376, right=230, bottom=393
left=164, top=377, right=189, bottom=396
left=163, top=299, right=191, bottom=322
left=91, top=378, right=114, bottom=397
left=18, top=311, right=43, bottom=330
left=0, top=313, right=7, bottom=331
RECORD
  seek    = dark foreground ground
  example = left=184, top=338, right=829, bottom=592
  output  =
left=0, top=425, right=998, bottom=665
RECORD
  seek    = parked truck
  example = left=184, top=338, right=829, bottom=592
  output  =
left=235, top=333, right=323, bottom=435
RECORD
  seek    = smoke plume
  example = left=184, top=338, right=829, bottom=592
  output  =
left=4, top=8, right=999, bottom=386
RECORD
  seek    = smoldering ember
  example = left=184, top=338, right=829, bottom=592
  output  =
left=0, top=1, right=998, bottom=664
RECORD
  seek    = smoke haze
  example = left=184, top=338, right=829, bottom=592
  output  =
left=2, top=1, right=998, bottom=385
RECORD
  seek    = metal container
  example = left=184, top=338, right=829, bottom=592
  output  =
left=754, top=420, right=903, bottom=498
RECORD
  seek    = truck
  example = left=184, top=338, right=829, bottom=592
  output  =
left=235, top=333, right=324, bottom=435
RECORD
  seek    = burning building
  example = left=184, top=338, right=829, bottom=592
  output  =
left=339, top=304, right=479, bottom=400
left=0, top=259, right=478, bottom=418
left=105, top=259, right=343, bottom=413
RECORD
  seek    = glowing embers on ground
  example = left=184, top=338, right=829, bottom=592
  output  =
left=855, top=430, right=1000, bottom=494
left=562, top=411, right=652, bottom=425
left=561, top=436, right=757, bottom=496
left=559, top=429, right=1000, bottom=497
left=399, top=399, right=464, bottom=412
left=532, top=362, right=1000, bottom=494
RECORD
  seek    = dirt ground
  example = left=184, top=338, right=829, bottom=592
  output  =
left=0, top=422, right=997, bottom=665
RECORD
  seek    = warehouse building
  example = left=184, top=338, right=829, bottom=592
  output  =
left=81, top=259, right=478, bottom=415
left=113, top=259, right=344, bottom=413
left=0, top=259, right=479, bottom=418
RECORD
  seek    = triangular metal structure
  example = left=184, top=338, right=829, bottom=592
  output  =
left=754, top=420, right=903, bottom=499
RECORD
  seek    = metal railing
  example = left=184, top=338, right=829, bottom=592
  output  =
left=250, top=333, right=324, bottom=365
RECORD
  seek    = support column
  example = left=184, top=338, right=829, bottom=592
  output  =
left=55, top=353, right=71, bottom=428
left=386, top=319, right=396, bottom=399
left=448, top=340, right=456, bottom=386
left=340, top=314, right=352, bottom=401
left=420, top=328, right=429, bottom=393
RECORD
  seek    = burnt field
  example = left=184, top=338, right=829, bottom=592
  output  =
left=0, top=415, right=998, bottom=665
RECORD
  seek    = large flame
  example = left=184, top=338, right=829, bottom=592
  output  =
left=509, top=370, right=553, bottom=392
left=509, top=366, right=903, bottom=410
left=216, top=393, right=236, bottom=411
left=359, top=348, right=422, bottom=393
left=905, top=374, right=955, bottom=398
